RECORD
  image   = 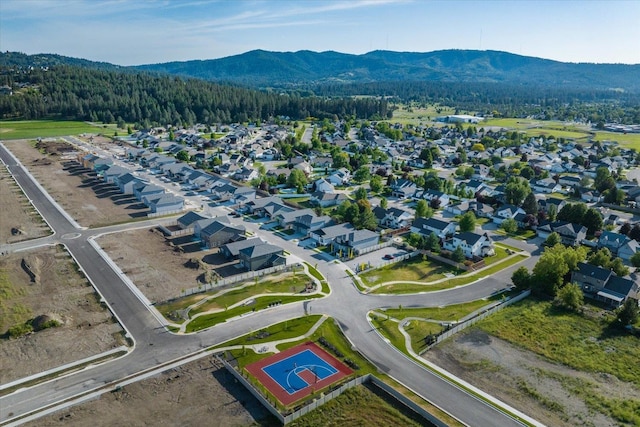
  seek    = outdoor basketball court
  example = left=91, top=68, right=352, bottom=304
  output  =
left=245, top=341, right=353, bottom=406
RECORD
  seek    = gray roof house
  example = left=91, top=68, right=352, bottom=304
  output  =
left=238, top=243, right=286, bottom=271
left=411, top=217, right=456, bottom=238
left=572, top=262, right=639, bottom=307
left=134, top=184, right=165, bottom=202
left=220, top=237, right=263, bottom=259
left=535, top=221, right=587, bottom=246
left=114, top=173, right=144, bottom=195
left=194, top=218, right=244, bottom=249
left=598, top=231, right=630, bottom=255
left=332, top=229, right=380, bottom=257
left=102, top=165, right=130, bottom=183
left=145, top=194, right=184, bottom=214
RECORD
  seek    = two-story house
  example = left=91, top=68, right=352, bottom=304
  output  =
left=443, top=232, right=495, bottom=258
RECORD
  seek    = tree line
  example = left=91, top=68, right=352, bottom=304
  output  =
left=0, top=65, right=389, bottom=125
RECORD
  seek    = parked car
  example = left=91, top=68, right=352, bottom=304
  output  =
left=383, top=254, right=395, bottom=260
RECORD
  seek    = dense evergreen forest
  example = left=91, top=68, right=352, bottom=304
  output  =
left=0, top=65, right=389, bottom=125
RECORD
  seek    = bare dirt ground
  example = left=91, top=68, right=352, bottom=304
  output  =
left=3, top=139, right=148, bottom=228
left=423, top=329, right=634, bottom=427
left=98, top=228, right=227, bottom=304
left=25, top=355, right=277, bottom=427
left=0, top=245, right=125, bottom=384
left=0, top=166, right=51, bottom=245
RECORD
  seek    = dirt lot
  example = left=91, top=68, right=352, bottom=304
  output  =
left=98, top=227, right=234, bottom=304
left=26, top=355, right=277, bottom=427
left=0, top=166, right=51, bottom=245
left=3, top=139, right=148, bottom=228
left=0, top=245, right=125, bottom=384
left=423, top=329, right=633, bottom=427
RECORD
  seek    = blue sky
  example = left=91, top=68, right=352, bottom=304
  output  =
left=1, top=0, right=639, bottom=65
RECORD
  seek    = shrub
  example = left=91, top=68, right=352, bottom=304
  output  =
left=8, top=323, right=33, bottom=338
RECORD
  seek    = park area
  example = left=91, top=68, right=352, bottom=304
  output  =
left=0, top=245, right=125, bottom=385
left=0, top=164, right=51, bottom=245
left=2, top=139, right=148, bottom=228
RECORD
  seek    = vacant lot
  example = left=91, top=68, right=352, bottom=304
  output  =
left=98, top=227, right=228, bottom=304
left=0, top=166, right=50, bottom=244
left=423, top=299, right=640, bottom=427
left=26, top=355, right=277, bottom=427
left=0, top=245, right=125, bottom=384
left=3, top=139, right=148, bottom=227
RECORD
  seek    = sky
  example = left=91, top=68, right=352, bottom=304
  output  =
left=1, top=0, right=639, bottom=66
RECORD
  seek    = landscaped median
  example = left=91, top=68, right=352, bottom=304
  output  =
left=359, top=244, right=528, bottom=295
left=153, top=270, right=326, bottom=333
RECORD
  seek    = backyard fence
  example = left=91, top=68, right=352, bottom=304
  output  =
left=148, top=208, right=185, bottom=218
left=419, top=290, right=531, bottom=355
left=180, top=263, right=298, bottom=297
left=356, top=250, right=420, bottom=274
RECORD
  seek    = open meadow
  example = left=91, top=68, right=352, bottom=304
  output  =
left=0, top=120, right=119, bottom=140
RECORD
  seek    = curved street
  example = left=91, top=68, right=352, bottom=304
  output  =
left=0, top=142, right=541, bottom=427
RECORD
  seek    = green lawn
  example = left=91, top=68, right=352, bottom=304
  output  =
left=0, top=120, right=116, bottom=140
left=215, top=315, right=323, bottom=349
left=403, top=320, right=443, bottom=353
left=185, top=294, right=321, bottom=332
left=383, top=296, right=506, bottom=322
left=493, top=228, right=537, bottom=240
left=372, top=254, right=527, bottom=294
left=189, top=274, right=312, bottom=316
left=359, top=256, right=453, bottom=286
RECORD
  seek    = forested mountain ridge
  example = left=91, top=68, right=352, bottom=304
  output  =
left=2, top=49, right=639, bottom=92
left=134, top=49, right=640, bottom=92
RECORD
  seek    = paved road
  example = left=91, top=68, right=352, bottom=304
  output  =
left=0, top=142, right=539, bottom=427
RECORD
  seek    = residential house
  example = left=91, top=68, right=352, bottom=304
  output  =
left=312, top=178, right=335, bottom=193
left=443, top=232, right=495, bottom=258
left=538, top=197, right=567, bottom=214
left=220, top=237, right=264, bottom=260
left=134, top=184, right=165, bottom=202
left=618, top=239, right=640, bottom=264
left=102, top=165, right=130, bottom=183
left=234, top=167, right=259, bottom=182
left=238, top=243, right=286, bottom=271
left=598, top=231, right=630, bottom=255
left=571, top=262, right=639, bottom=307
left=310, top=191, right=349, bottom=208
left=326, top=168, right=351, bottom=186
left=309, top=223, right=355, bottom=246
left=531, top=178, right=562, bottom=194
left=410, top=217, right=456, bottom=239
left=292, top=213, right=332, bottom=237
left=372, top=207, right=413, bottom=229
left=414, top=189, right=450, bottom=207
left=176, top=211, right=207, bottom=234
left=115, top=173, right=144, bottom=195
left=493, top=204, right=526, bottom=224
left=390, top=179, right=417, bottom=199
left=535, top=221, right=587, bottom=246
left=332, top=229, right=380, bottom=257
left=145, top=194, right=184, bottom=214
left=196, top=219, right=246, bottom=249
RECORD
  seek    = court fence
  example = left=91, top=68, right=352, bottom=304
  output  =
left=218, top=355, right=447, bottom=426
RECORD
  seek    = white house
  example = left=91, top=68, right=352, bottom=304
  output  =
left=493, top=204, right=526, bottom=224
left=443, top=232, right=495, bottom=258
left=411, top=217, right=457, bottom=238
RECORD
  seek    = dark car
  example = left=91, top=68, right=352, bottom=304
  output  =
left=383, top=254, right=395, bottom=260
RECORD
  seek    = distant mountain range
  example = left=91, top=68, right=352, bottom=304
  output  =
left=2, top=49, right=640, bottom=92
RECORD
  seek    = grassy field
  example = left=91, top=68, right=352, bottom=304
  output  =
left=288, top=385, right=426, bottom=427
left=360, top=256, right=454, bottom=286
left=0, top=120, right=117, bottom=140
left=480, top=299, right=640, bottom=387
left=390, top=104, right=456, bottom=125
